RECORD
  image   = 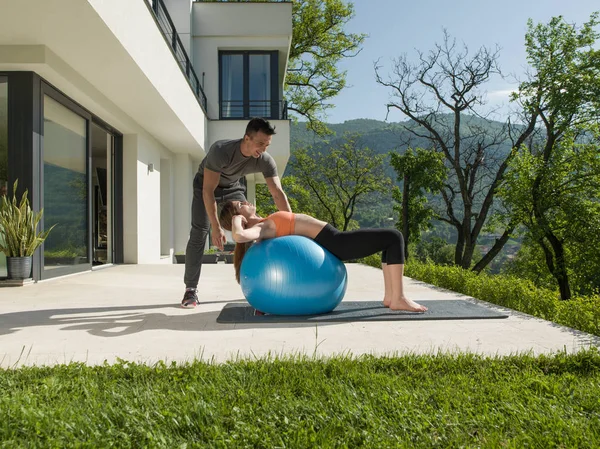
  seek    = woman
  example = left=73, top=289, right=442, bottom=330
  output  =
left=219, top=200, right=427, bottom=312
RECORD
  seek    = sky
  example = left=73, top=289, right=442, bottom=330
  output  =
left=325, top=0, right=599, bottom=124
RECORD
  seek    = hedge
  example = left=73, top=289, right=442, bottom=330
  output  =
left=358, top=255, right=600, bottom=337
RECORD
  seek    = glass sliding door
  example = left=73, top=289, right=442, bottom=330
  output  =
left=0, top=77, right=7, bottom=278
left=42, top=94, right=89, bottom=275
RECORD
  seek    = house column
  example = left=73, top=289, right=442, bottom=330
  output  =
left=173, top=153, right=195, bottom=255
left=122, top=135, right=139, bottom=263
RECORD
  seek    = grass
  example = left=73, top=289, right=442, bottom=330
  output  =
left=2, top=350, right=600, bottom=448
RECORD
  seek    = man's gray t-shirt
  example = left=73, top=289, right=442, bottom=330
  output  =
left=198, top=139, right=278, bottom=188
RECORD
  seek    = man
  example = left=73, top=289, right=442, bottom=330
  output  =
left=181, top=117, right=291, bottom=308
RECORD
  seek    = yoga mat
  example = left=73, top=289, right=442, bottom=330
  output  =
left=216, top=300, right=509, bottom=323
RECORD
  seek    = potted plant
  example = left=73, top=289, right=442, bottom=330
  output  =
left=202, top=247, right=219, bottom=264
left=174, top=252, right=185, bottom=264
left=222, top=242, right=235, bottom=263
left=0, top=180, right=56, bottom=280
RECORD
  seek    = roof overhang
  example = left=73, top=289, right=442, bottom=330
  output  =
left=0, top=0, right=207, bottom=157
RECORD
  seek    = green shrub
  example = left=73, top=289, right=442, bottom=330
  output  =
left=43, top=247, right=81, bottom=258
left=355, top=253, right=381, bottom=268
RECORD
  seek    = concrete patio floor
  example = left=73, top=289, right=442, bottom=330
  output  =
left=0, top=263, right=598, bottom=368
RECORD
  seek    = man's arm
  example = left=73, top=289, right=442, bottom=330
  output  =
left=265, top=176, right=291, bottom=212
left=202, top=168, right=226, bottom=250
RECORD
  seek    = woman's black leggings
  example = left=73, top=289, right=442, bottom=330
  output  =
left=314, top=224, right=405, bottom=264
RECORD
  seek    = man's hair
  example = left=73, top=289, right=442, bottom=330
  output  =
left=245, top=117, right=276, bottom=137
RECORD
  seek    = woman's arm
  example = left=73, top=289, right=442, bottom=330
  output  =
left=231, top=215, right=265, bottom=243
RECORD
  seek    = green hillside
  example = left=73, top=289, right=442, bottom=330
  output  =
left=287, top=116, right=522, bottom=255
left=289, top=115, right=516, bottom=168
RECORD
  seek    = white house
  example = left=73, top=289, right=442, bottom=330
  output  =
left=0, top=0, right=292, bottom=281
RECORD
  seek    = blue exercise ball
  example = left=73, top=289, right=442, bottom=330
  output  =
left=240, top=235, right=348, bottom=315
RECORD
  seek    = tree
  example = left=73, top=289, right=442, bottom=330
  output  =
left=290, top=134, right=392, bottom=230
left=500, top=140, right=600, bottom=297
left=501, top=13, right=600, bottom=300
left=389, top=147, right=446, bottom=259
left=375, top=30, right=538, bottom=271
left=205, top=0, right=365, bottom=135
left=287, top=0, right=365, bottom=134
left=502, top=236, right=571, bottom=292
left=500, top=134, right=600, bottom=299
left=255, top=175, right=320, bottom=217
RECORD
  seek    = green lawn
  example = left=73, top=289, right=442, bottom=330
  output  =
left=2, top=350, right=599, bottom=448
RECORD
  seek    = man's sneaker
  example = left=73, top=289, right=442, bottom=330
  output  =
left=181, top=289, right=199, bottom=308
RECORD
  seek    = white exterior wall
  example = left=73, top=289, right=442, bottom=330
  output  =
left=0, top=0, right=208, bottom=266
left=123, top=133, right=187, bottom=264
left=135, top=134, right=162, bottom=263
left=122, top=135, right=139, bottom=264
left=173, top=153, right=198, bottom=255
left=192, top=2, right=293, bottom=193
left=86, top=0, right=207, bottom=150
left=193, top=2, right=292, bottom=38
left=0, top=0, right=293, bottom=272
left=192, top=2, right=292, bottom=121
left=160, top=158, right=174, bottom=258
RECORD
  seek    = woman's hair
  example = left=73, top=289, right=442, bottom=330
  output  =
left=233, top=242, right=251, bottom=284
left=219, top=200, right=250, bottom=284
left=219, top=201, right=237, bottom=231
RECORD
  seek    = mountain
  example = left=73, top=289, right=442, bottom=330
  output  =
left=287, top=115, right=519, bottom=233
left=288, top=115, right=515, bottom=168
left=290, top=118, right=411, bottom=157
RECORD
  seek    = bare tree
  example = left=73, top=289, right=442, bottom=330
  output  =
left=375, top=30, right=537, bottom=270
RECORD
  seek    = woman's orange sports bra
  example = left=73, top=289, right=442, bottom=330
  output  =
left=261, top=211, right=296, bottom=237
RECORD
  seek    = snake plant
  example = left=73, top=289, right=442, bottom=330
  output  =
left=0, top=180, right=56, bottom=257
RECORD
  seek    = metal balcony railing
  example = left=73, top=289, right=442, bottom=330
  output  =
left=146, top=0, right=208, bottom=112
left=220, top=100, right=289, bottom=120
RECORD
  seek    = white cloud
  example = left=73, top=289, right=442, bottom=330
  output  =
left=488, top=89, right=516, bottom=98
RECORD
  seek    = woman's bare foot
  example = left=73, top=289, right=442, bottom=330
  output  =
left=383, top=296, right=392, bottom=308
left=389, top=296, right=428, bottom=312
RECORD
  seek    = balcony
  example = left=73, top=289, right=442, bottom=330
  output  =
left=147, top=0, right=207, bottom=112
left=220, top=100, right=288, bottom=120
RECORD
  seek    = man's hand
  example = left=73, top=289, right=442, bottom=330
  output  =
left=211, top=226, right=227, bottom=250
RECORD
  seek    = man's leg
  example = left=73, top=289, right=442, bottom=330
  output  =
left=181, top=174, right=210, bottom=307
left=182, top=179, right=246, bottom=307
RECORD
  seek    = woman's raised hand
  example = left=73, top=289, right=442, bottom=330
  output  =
left=233, top=214, right=248, bottom=228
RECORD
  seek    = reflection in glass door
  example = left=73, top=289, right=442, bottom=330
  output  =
left=91, top=122, right=114, bottom=266
left=220, top=54, right=244, bottom=118
left=0, top=77, right=8, bottom=278
left=42, top=95, right=89, bottom=274
left=249, top=54, right=271, bottom=117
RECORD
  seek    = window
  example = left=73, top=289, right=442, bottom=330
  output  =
left=219, top=51, right=280, bottom=119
